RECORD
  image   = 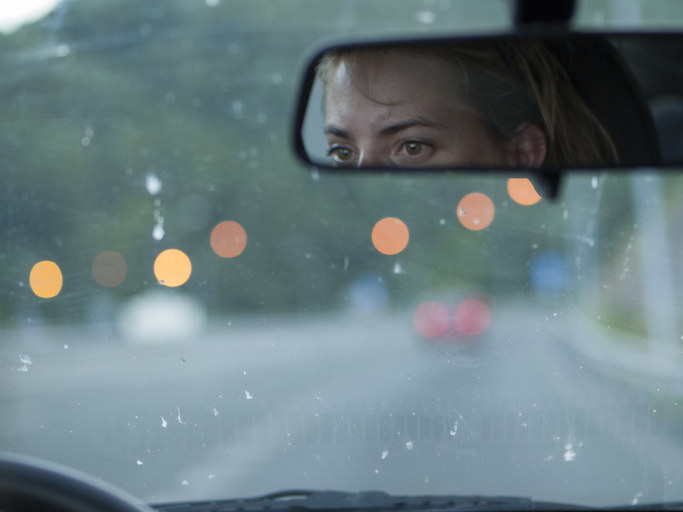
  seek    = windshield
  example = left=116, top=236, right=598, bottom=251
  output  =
left=2, top=0, right=683, bottom=509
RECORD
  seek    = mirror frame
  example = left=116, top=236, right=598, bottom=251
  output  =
left=293, top=29, right=683, bottom=180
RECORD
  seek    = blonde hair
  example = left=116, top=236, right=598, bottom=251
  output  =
left=318, top=40, right=619, bottom=167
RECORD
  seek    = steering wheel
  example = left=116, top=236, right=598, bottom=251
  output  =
left=0, top=452, right=155, bottom=512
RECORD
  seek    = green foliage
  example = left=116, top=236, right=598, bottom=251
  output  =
left=1, top=0, right=672, bottom=332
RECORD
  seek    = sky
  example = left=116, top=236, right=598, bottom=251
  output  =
left=0, top=0, right=62, bottom=33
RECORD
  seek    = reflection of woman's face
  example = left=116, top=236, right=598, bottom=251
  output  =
left=324, top=49, right=512, bottom=168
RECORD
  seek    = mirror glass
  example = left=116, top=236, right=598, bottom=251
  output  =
left=298, top=34, right=683, bottom=170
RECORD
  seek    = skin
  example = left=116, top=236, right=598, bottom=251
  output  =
left=323, top=48, right=546, bottom=168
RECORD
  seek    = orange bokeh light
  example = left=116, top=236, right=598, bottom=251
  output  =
left=210, top=221, right=247, bottom=258
left=154, top=249, right=192, bottom=287
left=29, top=260, right=63, bottom=298
left=457, top=192, right=495, bottom=231
left=372, top=217, right=410, bottom=255
left=93, top=250, right=127, bottom=287
left=507, top=178, right=542, bottom=206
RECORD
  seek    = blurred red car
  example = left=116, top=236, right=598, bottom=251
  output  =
left=412, top=294, right=492, bottom=343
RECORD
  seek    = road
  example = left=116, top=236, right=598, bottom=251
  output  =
left=1, top=302, right=682, bottom=508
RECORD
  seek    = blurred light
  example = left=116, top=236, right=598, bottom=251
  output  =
left=348, top=272, right=388, bottom=314
left=118, top=291, right=206, bottom=344
left=154, top=249, right=192, bottom=287
left=454, top=298, right=491, bottom=336
left=0, top=0, right=61, bottom=34
left=92, top=250, right=127, bottom=287
left=530, top=251, right=569, bottom=296
left=507, top=178, right=542, bottom=206
left=457, top=193, right=495, bottom=231
left=29, top=260, right=63, bottom=298
left=372, top=217, right=410, bottom=255
left=210, top=221, right=247, bottom=258
left=413, top=301, right=450, bottom=338
left=416, top=10, right=436, bottom=24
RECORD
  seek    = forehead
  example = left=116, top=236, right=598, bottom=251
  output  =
left=325, top=48, right=463, bottom=107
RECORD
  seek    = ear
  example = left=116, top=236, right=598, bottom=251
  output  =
left=505, top=123, right=547, bottom=168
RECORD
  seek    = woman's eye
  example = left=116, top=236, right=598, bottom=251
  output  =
left=403, top=141, right=423, bottom=156
left=327, top=146, right=354, bottom=162
left=397, top=141, right=434, bottom=162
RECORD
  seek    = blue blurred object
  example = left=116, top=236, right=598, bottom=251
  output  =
left=530, top=250, right=569, bottom=296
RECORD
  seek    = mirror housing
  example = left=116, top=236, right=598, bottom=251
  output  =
left=293, top=31, right=683, bottom=177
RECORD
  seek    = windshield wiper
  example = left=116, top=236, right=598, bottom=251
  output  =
left=152, top=489, right=594, bottom=511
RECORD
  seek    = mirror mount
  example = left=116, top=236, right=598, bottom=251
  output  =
left=514, top=0, right=576, bottom=26
left=529, top=170, right=563, bottom=201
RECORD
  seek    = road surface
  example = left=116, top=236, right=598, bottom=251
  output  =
left=1, top=301, right=682, bottom=508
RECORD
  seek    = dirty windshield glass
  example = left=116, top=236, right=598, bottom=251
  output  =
left=2, top=0, right=683, bottom=509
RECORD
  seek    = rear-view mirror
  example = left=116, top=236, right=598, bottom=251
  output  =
left=294, top=33, right=683, bottom=171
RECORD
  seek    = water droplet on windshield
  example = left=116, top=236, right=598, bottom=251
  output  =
left=405, top=441, right=414, bottom=450
left=563, top=443, right=576, bottom=461
left=17, top=354, right=32, bottom=372
left=136, top=459, right=144, bottom=466
left=449, top=421, right=458, bottom=436
left=245, top=390, right=253, bottom=400
left=161, top=416, right=168, bottom=428
left=563, top=431, right=581, bottom=462
left=591, top=176, right=599, bottom=189
left=381, top=450, right=389, bottom=460
left=146, top=173, right=162, bottom=196
left=631, top=492, right=643, bottom=506
left=152, top=222, right=165, bottom=241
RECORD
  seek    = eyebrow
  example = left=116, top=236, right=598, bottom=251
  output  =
left=378, top=118, right=444, bottom=136
left=323, top=125, right=351, bottom=139
left=324, top=118, right=445, bottom=139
